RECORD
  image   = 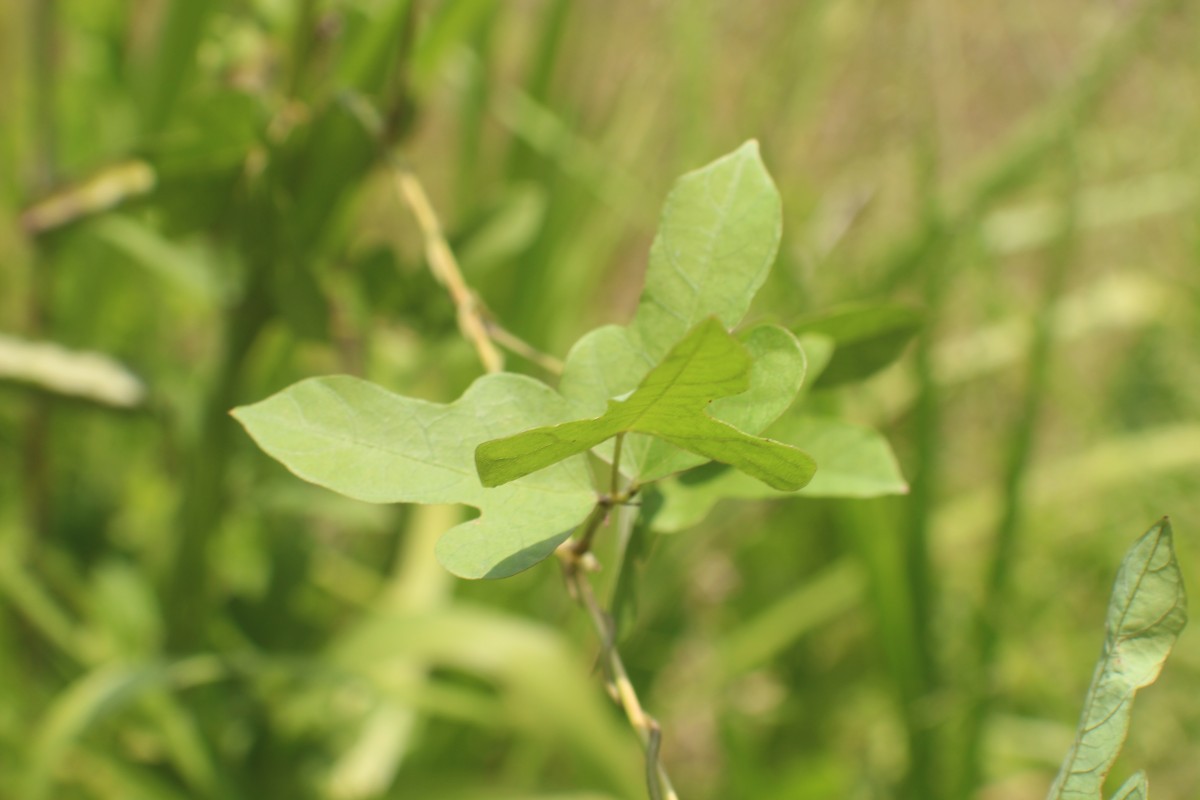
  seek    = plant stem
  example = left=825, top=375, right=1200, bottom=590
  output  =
left=558, top=530, right=678, bottom=800
left=413, top=170, right=674, bottom=798
left=558, top=432, right=676, bottom=800
left=392, top=163, right=505, bottom=374
left=482, top=317, right=565, bottom=375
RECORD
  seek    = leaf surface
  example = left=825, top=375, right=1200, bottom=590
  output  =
left=559, top=140, right=783, bottom=415
left=633, top=140, right=783, bottom=361
left=477, top=318, right=814, bottom=492
left=1110, top=773, right=1147, bottom=800
left=1047, top=518, right=1186, bottom=800
left=233, top=374, right=596, bottom=579
left=646, top=415, right=908, bottom=532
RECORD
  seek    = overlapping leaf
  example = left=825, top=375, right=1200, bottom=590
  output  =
left=632, top=140, right=782, bottom=361
left=792, top=303, right=921, bottom=387
left=645, top=415, right=908, bottom=532
left=232, top=374, right=596, bottom=579
left=557, top=140, right=794, bottom=479
left=477, top=318, right=815, bottom=492
left=1047, top=518, right=1186, bottom=800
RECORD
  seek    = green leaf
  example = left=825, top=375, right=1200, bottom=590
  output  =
left=559, top=140, right=782, bottom=414
left=477, top=318, right=815, bottom=491
left=632, top=140, right=782, bottom=361
left=793, top=304, right=921, bottom=387
left=232, top=374, right=596, bottom=579
left=1110, top=772, right=1147, bottom=800
left=1047, top=517, right=1186, bottom=800
left=645, top=415, right=908, bottom=532
left=632, top=321, right=808, bottom=482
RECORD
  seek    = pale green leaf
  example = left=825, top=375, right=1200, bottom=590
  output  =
left=477, top=318, right=815, bottom=491
left=646, top=415, right=908, bottom=532
left=1047, top=518, right=1186, bottom=800
left=559, top=140, right=782, bottom=414
left=632, top=140, right=782, bottom=361
left=232, top=374, right=596, bottom=579
left=1110, top=772, right=1147, bottom=800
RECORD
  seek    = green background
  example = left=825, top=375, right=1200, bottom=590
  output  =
left=2, top=1, right=1199, bottom=798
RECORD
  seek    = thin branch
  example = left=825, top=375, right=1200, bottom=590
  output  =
left=557, top=433, right=678, bottom=800
left=408, top=165, right=676, bottom=798
left=482, top=317, right=565, bottom=375
left=559, top=546, right=679, bottom=800
left=391, top=163, right=505, bottom=374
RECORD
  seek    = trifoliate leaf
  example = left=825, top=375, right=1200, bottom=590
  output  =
left=477, top=318, right=815, bottom=491
left=232, top=374, right=596, bottom=579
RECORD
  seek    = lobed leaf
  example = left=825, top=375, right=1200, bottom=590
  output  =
left=477, top=318, right=815, bottom=492
left=645, top=415, right=908, bottom=532
left=233, top=374, right=596, bottom=579
left=633, top=321, right=808, bottom=482
left=1047, top=518, right=1186, bottom=800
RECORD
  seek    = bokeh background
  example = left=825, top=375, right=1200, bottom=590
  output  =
left=2, top=1, right=1200, bottom=798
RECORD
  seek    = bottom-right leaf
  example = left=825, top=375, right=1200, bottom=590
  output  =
left=1047, top=517, right=1187, bottom=800
left=1110, top=772, right=1147, bottom=800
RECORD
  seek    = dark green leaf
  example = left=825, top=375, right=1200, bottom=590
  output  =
left=793, top=304, right=921, bottom=387
left=477, top=318, right=815, bottom=491
left=646, top=415, right=907, bottom=532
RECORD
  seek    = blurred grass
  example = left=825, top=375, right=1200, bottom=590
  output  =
left=2, top=1, right=1200, bottom=798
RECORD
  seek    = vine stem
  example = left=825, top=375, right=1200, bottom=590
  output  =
left=558, top=433, right=677, bottom=800
left=406, top=166, right=677, bottom=799
left=392, top=163, right=564, bottom=377
left=559, top=552, right=677, bottom=800
left=392, top=163, right=504, bottom=374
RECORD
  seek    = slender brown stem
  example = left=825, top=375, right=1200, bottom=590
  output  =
left=559, top=549, right=679, bottom=800
left=413, top=169, right=676, bottom=799
left=557, top=431, right=678, bottom=800
left=392, top=163, right=505, bottom=374
left=481, top=317, right=564, bottom=375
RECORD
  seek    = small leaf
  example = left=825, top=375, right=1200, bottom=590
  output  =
left=1110, top=772, right=1147, bottom=800
left=793, top=304, right=921, bottom=387
left=646, top=415, right=908, bottom=532
left=560, top=140, right=782, bottom=415
left=632, top=322, right=807, bottom=482
left=1047, top=517, right=1186, bottom=800
left=477, top=318, right=815, bottom=491
left=233, top=374, right=596, bottom=579
left=632, top=140, right=782, bottom=361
